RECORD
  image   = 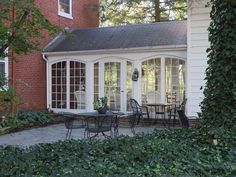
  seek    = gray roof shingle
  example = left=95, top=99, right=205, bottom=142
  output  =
left=43, top=21, right=187, bottom=53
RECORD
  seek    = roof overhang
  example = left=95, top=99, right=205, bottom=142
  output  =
left=42, top=44, right=187, bottom=57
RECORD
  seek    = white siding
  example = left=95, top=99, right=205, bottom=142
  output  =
left=187, top=0, right=211, bottom=116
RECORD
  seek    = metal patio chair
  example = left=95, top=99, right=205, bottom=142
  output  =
left=177, top=109, right=189, bottom=128
left=58, top=112, right=85, bottom=139
left=129, top=98, right=150, bottom=125
left=167, top=98, right=187, bottom=127
left=84, top=115, right=114, bottom=139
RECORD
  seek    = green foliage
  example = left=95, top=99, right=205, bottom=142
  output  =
left=0, top=127, right=236, bottom=176
left=17, top=111, right=53, bottom=125
left=0, top=111, right=53, bottom=129
left=0, top=85, right=21, bottom=118
left=93, top=96, right=108, bottom=110
left=100, top=0, right=187, bottom=26
left=200, top=0, right=236, bottom=129
left=0, top=0, right=59, bottom=57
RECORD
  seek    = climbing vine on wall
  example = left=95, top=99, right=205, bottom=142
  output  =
left=201, top=0, right=236, bottom=129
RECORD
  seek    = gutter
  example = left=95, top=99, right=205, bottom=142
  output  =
left=42, top=45, right=187, bottom=56
left=42, top=53, right=49, bottom=109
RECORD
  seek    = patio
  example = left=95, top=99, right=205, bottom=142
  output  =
left=0, top=123, right=157, bottom=147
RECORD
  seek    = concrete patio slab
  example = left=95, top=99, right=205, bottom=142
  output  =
left=0, top=123, right=157, bottom=147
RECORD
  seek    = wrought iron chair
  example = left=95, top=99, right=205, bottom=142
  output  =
left=129, top=98, right=150, bottom=125
left=177, top=109, right=189, bottom=128
left=167, top=98, right=187, bottom=127
left=74, top=90, right=86, bottom=109
left=85, top=115, right=113, bottom=139
left=58, top=112, right=85, bottom=139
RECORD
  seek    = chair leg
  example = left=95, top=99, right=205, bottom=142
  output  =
left=68, top=128, right=72, bottom=139
left=66, top=129, right=70, bottom=140
left=131, top=126, right=136, bottom=134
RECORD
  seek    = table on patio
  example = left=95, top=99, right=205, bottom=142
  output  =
left=146, top=103, right=174, bottom=126
left=77, top=111, right=125, bottom=138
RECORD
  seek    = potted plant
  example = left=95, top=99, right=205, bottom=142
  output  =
left=93, top=96, right=108, bottom=114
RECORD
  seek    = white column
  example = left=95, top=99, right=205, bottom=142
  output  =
left=86, top=62, right=94, bottom=111
left=99, top=61, right=105, bottom=97
left=160, top=57, right=166, bottom=103
left=132, top=61, right=142, bottom=105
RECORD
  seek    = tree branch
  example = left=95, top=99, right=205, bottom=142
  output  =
left=0, top=10, right=29, bottom=55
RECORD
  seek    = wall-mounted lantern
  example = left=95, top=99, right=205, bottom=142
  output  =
left=132, top=68, right=139, bottom=81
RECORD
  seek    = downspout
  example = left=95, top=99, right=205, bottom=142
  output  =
left=42, top=54, right=49, bottom=110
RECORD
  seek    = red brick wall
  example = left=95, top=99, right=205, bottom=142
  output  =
left=9, top=0, right=99, bottom=111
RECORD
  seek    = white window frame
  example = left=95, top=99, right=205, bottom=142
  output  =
left=0, top=55, right=8, bottom=89
left=58, top=0, right=73, bottom=19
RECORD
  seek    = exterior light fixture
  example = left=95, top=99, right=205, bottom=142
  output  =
left=132, top=68, right=139, bottom=81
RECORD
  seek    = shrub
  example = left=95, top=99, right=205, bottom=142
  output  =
left=17, top=111, right=53, bottom=125
left=0, top=111, right=53, bottom=129
left=0, top=127, right=235, bottom=177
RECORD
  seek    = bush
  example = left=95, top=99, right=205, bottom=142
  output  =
left=17, top=111, right=53, bottom=125
left=0, top=111, right=54, bottom=129
left=0, top=127, right=235, bottom=177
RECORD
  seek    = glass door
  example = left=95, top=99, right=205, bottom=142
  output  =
left=104, top=62, right=121, bottom=111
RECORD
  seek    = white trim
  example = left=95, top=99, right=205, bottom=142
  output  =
left=43, top=45, right=187, bottom=56
left=86, top=62, right=93, bottom=111
left=0, top=52, right=8, bottom=89
left=66, top=60, right=70, bottom=109
left=58, top=0, right=73, bottom=19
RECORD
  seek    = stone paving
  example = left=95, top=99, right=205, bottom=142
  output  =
left=0, top=123, right=157, bottom=147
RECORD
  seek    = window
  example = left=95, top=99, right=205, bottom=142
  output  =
left=165, top=58, right=185, bottom=102
left=70, top=61, right=86, bottom=109
left=94, top=62, right=99, bottom=101
left=0, top=62, right=5, bottom=75
left=142, top=58, right=161, bottom=105
left=51, top=61, right=67, bottom=109
left=58, top=0, right=72, bottom=19
left=51, top=61, right=86, bottom=110
left=0, top=57, right=8, bottom=87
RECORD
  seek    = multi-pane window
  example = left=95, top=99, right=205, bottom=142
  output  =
left=51, top=61, right=86, bottom=110
left=94, top=62, right=99, bottom=101
left=58, top=0, right=72, bottom=17
left=104, top=62, right=121, bottom=111
left=70, top=61, right=86, bottom=109
left=142, top=58, right=161, bottom=105
left=51, top=61, right=67, bottom=109
left=127, top=61, right=132, bottom=111
left=165, top=58, right=185, bottom=102
left=0, top=62, right=5, bottom=75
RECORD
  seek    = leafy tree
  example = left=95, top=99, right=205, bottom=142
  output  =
left=201, top=0, right=236, bottom=129
left=0, top=0, right=59, bottom=58
left=100, top=0, right=187, bottom=26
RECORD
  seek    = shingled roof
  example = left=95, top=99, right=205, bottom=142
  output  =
left=43, top=21, right=187, bottom=53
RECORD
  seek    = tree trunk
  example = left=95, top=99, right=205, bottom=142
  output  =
left=154, top=0, right=160, bottom=22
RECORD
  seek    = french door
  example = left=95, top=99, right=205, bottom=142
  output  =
left=95, top=60, right=132, bottom=112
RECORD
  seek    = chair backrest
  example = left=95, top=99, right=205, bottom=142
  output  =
left=180, top=98, right=187, bottom=113
left=74, top=90, right=86, bottom=108
left=177, top=110, right=189, bottom=128
left=129, top=99, right=141, bottom=114
left=58, top=112, right=75, bottom=129
left=86, top=116, right=113, bottom=133
left=166, top=92, right=177, bottom=104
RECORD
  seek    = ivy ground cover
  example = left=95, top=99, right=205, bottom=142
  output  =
left=0, top=127, right=236, bottom=177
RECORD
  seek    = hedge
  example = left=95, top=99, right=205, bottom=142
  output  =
left=0, top=127, right=235, bottom=177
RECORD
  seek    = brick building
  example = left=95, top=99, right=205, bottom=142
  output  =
left=2, top=0, right=99, bottom=110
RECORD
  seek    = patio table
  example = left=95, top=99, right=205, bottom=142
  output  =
left=77, top=111, right=125, bottom=138
left=146, top=103, right=173, bottom=126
